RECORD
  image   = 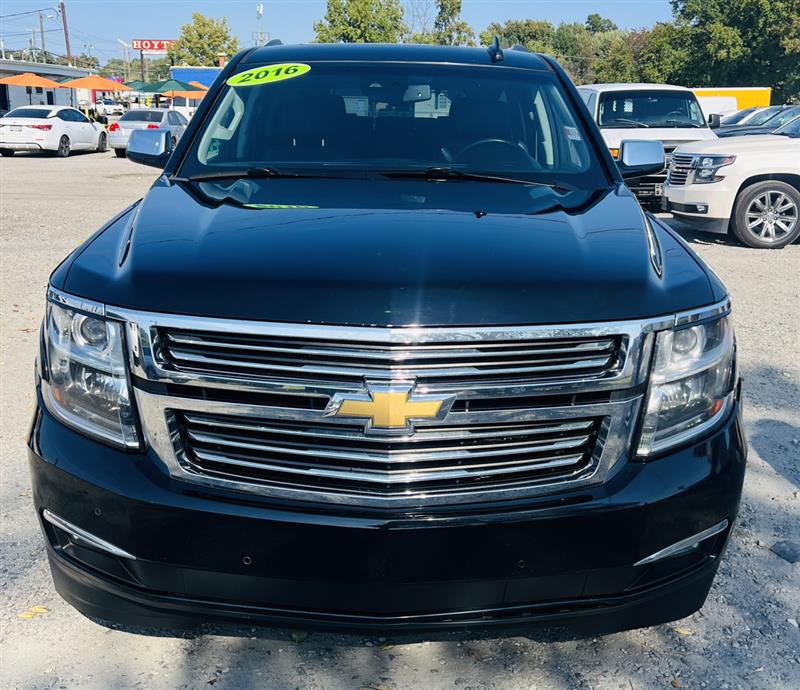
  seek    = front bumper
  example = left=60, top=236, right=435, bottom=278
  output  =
left=29, top=389, right=746, bottom=634
left=664, top=182, right=734, bottom=234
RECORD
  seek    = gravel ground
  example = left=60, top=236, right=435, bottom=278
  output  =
left=1, top=152, right=798, bottom=690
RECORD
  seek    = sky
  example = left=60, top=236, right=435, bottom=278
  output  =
left=0, top=0, right=674, bottom=64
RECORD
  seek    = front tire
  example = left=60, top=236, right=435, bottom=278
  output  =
left=0, top=148, right=14, bottom=157
left=732, top=181, right=800, bottom=249
left=96, top=132, right=107, bottom=153
left=56, top=135, right=70, bottom=158
left=113, top=148, right=126, bottom=158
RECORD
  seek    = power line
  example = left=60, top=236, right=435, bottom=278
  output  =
left=0, top=7, right=55, bottom=19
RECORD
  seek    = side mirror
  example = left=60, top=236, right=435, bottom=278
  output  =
left=126, top=128, right=173, bottom=168
left=616, top=140, right=665, bottom=180
left=708, top=113, right=722, bottom=129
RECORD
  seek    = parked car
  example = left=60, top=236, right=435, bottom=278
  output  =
left=0, top=105, right=107, bottom=157
left=108, top=108, right=188, bottom=157
left=714, top=105, right=785, bottom=136
left=665, top=116, right=800, bottom=248
left=715, top=105, right=800, bottom=138
left=94, top=98, right=124, bottom=118
left=31, top=42, right=745, bottom=635
left=577, top=83, right=717, bottom=205
left=720, top=106, right=763, bottom=126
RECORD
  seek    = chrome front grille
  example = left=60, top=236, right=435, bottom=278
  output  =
left=159, top=328, right=622, bottom=385
left=174, top=411, right=602, bottom=497
left=667, top=153, right=694, bottom=186
left=120, top=311, right=668, bottom=507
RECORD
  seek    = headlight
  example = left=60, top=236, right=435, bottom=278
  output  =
left=41, top=297, right=139, bottom=448
left=691, top=155, right=735, bottom=184
left=637, top=314, right=736, bottom=455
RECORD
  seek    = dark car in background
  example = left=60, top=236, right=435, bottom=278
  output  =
left=716, top=105, right=800, bottom=137
left=29, top=42, right=745, bottom=635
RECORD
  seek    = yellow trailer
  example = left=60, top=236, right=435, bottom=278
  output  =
left=692, top=87, right=772, bottom=109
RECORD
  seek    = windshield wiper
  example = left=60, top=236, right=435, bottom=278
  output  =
left=184, top=167, right=284, bottom=181
left=605, top=118, right=649, bottom=128
left=379, top=167, right=573, bottom=192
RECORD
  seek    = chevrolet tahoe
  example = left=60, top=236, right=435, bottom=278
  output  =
left=29, top=42, right=746, bottom=635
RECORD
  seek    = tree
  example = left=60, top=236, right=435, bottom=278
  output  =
left=479, top=19, right=556, bottom=53
left=592, top=31, right=638, bottom=83
left=552, top=22, right=595, bottom=83
left=670, top=0, right=800, bottom=101
left=409, top=0, right=474, bottom=45
left=314, top=0, right=407, bottom=43
left=431, top=0, right=475, bottom=45
left=167, top=12, right=240, bottom=66
left=632, top=22, right=690, bottom=84
left=585, top=13, right=618, bottom=34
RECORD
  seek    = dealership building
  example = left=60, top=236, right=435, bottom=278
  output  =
left=0, top=59, right=91, bottom=112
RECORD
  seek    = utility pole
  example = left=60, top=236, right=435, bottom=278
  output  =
left=39, top=12, right=47, bottom=62
left=117, top=39, right=131, bottom=81
left=59, top=1, right=73, bottom=66
left=30, top=28, right=38, bottom=62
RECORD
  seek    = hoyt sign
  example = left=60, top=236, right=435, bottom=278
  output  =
left=131, top=39, right=176, bottom=52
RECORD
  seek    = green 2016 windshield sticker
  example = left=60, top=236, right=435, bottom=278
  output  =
left=227, top=63, right=310, bottom=87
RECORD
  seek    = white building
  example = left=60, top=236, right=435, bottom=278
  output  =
left=0, top=59, right=91, bottom=113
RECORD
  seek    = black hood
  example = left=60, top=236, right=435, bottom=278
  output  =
left=56, top=177, right=717, bottom=326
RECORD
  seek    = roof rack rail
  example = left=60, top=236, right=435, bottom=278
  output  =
left=265, top=38, right=283, bottom=46
left=487, top=36, right=504, bottom=63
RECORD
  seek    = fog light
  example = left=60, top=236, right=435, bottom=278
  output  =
left=695, top=204, right=707, bottom=213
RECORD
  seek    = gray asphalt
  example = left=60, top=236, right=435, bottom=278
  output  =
left=1, top=152, right=798, bottom=690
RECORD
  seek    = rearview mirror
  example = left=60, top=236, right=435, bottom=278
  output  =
left=616, top=140, right=665, bottom=180
left=126, top=129, right=173, bottom=168
left=708, top=113, right=722, bottom=129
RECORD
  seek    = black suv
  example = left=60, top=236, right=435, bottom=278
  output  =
left=30, top=43, right=745, bottom=635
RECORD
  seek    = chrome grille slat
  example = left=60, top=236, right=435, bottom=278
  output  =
left=159, top=328, right=623, bottom=385
left=667, top=153, right=694, bottom=186
left=185, top=428, right=593, bottom=463
left=165, top=349, right=615, bottom=379
left=181, top=413, right=595, bottom=443
left=189, top=449, right=587, bottom=484
left=165, top=331, right=616, bottom=358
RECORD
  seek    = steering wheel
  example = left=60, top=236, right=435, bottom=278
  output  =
left=455, top=138, right=527, bottom=161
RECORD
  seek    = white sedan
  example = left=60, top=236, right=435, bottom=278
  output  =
left=0, top=105, right=107, bottom=157
left=664, top=116, right=800, bottom=249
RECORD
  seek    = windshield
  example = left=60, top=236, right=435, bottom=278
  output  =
left=598, top=90, right=706, bottom=129
left=721, top=107, right=756, bottom=125
left=762, top=107, right=800, bottom=129
left=746, top=106, right=783, bottom=126
left=179, top=61, right=607, bottom=189
left=775, top=116, right=800, bottom=137
left=121, top=110, right=162, bottom=122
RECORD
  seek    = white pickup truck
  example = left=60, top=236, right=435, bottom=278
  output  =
left=577, top=83, right=718, bottom=205
left=664, top=116, right=800, bottom=249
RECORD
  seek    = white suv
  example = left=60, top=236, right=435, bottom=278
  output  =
left=665, top=117, right=800, bottom=249
left=577, top=83, right=717, bottom=205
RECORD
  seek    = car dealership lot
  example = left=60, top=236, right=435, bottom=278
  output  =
left=1, top=153, right=798, bottom=690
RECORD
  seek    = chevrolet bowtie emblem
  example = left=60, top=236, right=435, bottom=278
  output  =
left=324, top=382, right=455, bottom=434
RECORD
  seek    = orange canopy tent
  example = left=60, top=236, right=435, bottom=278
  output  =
left=188, top=81, right=209, bottom=91
left=0, top=72, right=66, bottom=89
left=0, top=72, right=66, bottom=103
left=162, top=89, right=206, bottom=100
left=60, top=75, right=132, bottom=92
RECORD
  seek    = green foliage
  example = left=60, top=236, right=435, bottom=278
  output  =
left=670, top=0, right=800, bottom=101
left=592, top=31, right=638, bottom=83
left=585, top=13, right=618, bottom=34
left=314, top=0, right=407, bottom=43
left=167, top=12, right=240, bottom=66
left=409, top=0, right=474, bottom=45
left=479, top=19, right=555, bottom=53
